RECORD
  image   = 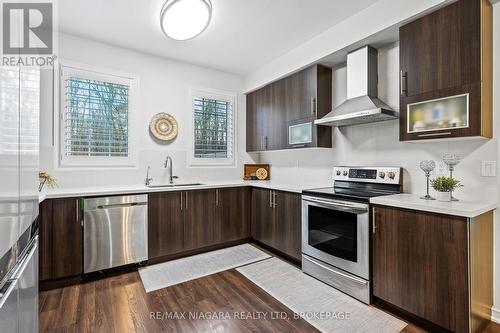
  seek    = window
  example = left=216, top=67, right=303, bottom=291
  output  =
left=189, top=89, right=236, bottom=166
left=59, top=63, right=138, bottom=167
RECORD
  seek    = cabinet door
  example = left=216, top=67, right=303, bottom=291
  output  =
left=251, top=188, right=276, bottom=248
left=148, top=192, right=184, bottom=258
left=246, top=87, right=271, bottom=152
left=184, top=190, right=217, bottom=250
left=245, top=91, right=259, bottom=152
left=268, top=80, right=287, bottom=150
left=372, top=206, right=469, bottom=333
left=400, top=0, right=481, bottom=97
left=274, top=191, right=302, bottom=260
left=51, top=198, right=82, bottom=279
left=38, top=200, right=52, bottom=281
left=216, top=187, right=251, bottom=243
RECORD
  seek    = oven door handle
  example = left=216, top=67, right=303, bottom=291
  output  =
left=302, top=196, right=368, bottom=214
left=303, top=256, right=368, bottom=286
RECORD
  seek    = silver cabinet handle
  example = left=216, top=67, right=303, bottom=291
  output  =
left=76, top=199, right=80, bottom=223
left=215, top=189, right=219, bottom=207
left=311, top=97, right=316, bottom=116
left=400, top=70, right=407, bottom=96
left=269, top=190, right=273, bottom=208
left=372, top=208, right=377, bottom=234
left=180, top=192, right=183, bottom=211
left=417, top=132, right=452, bottom=138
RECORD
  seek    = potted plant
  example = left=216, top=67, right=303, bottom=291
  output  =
left=39, top=171, right=57, bottom=192
left=430, top=176, right=462, bottom=202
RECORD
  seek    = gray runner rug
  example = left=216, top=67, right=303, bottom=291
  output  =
left=139, top=244, right=271, bottom=292
left=237, top=257, right=407, bottom=333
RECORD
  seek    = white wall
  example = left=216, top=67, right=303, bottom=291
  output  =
left=243, top=0, right=449, bottom=92
left=40, top=33, right=256, bottom=188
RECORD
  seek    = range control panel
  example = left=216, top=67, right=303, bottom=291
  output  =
left=333, top=166, right=402, bottom=185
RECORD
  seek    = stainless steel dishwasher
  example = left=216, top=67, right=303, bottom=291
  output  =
left=83, top=195, right=148, bottom=273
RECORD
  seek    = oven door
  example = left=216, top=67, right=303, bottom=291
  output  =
left=302, top=195, right=369, bottom=279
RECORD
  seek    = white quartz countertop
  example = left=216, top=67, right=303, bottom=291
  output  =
left=370, top=193, right=498, bottom=218
left=39, top=180, right=331, bottom=201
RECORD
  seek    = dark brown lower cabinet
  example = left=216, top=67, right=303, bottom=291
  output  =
left=148, top=191, right=184, bottom=258
left=372, top=205, right=493, bottom=333
left=252, top=188, right=301, bottom=260
left=39, top=197, right=83, bottom=281
left=148, top=187, right=251, bottom=260
left=216, top=187, right=251, bottom=243
left=184, top=189, right=217, bottom=250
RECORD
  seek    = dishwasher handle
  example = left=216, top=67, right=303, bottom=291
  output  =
left=96, top=202, right=147, bottom=210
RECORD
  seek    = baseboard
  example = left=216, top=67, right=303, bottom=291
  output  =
left=492, top=307, right=500, bottom=323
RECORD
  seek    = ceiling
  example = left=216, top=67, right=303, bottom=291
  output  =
left=58, top=0, right=380, bottom=76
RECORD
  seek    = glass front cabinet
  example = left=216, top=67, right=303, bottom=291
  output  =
left=398, top=0, right=492, bottom=141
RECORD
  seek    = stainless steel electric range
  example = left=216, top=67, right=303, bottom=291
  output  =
left=301, top=166, right=402, bottom=304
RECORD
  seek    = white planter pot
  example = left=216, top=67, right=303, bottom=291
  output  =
left=436, top=191, right=452, bottom=202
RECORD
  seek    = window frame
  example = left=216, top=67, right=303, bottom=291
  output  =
left=188, top=88, right=237, bottom=168
left=58, top=61, right=139, bottom=169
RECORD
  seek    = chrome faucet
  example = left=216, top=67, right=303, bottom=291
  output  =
left=164, top=156, right=178, bottom=184
left=145, top=166, right=153, bottom=186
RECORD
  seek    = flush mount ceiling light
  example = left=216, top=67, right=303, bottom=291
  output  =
left=160, top=0, right=212, bottom=41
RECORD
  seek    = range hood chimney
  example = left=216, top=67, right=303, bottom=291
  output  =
left=315, top=46, right=398, bottom=127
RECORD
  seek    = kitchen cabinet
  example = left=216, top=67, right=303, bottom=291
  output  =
left=246, top=64, right=332, bottom=152
left=251, top=188, right=301, bottom=260
left=399, top=0, right=492, bottom=141
left=216, top=187, right=251, bottom=243
left=148, top=192, right=184, bottom=258
left=39, top=197, right=83, bottom=281
left=148, top=187, right=251, bottom=260
left=372, top=205, right=493, bottom=333
left=184, top=189, right=217, bottom=250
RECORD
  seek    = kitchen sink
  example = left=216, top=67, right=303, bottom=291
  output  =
left=146, top=183, right=204, bottom=188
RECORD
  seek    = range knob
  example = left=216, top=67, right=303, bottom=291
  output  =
left=342, top=171, right=348, bottom=177
left=336, top=170, right=341, bottom=176
left=378, top=171, right=386, bottom=179
left=387, top=171, right=396, bottom=179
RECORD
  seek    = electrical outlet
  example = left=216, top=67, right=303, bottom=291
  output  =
left=481, top=161, right=496, bottom=177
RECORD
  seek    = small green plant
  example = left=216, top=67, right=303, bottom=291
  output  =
left=39, top=171, right=57, bottom=192
left=430, top=176, right=462, bottom=192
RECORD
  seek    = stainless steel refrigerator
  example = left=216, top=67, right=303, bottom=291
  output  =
left=0, top=66, right=40, bottom=332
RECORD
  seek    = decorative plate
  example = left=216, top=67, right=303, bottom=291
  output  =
left=149, top=113, right=178, bottom=141
left=255, top=168, right=268, bottom=180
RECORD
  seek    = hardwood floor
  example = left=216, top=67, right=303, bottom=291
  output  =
left=39, top=269, right=319, bottom=333
left=39, top=269, right=500, bottom=333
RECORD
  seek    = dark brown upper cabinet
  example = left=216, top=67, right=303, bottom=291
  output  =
left=399, top=0, right=492, bottom=141
left=246, top=64, right=332, bottom=152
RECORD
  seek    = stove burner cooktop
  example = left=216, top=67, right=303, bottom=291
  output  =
left=303, top=166, right=403, bottom=202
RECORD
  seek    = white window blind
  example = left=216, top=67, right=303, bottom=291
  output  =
left=193, top=96, right=233, bottom=159
left=59, top=64, right=138, bottom=168
left=0, top=67, right=39, bottom=156
left=64, top=77, right=129, bottom=157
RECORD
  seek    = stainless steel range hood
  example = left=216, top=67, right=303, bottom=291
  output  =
left=315, top=46, right=398, bottom=127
